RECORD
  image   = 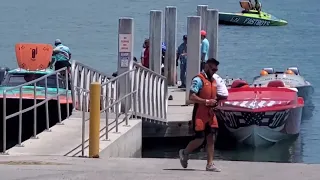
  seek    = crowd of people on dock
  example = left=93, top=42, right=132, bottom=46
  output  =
left=53, top=31, right=228, bottom=172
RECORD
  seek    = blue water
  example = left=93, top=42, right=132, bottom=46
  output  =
left=1, top=0, right=320, bottom=163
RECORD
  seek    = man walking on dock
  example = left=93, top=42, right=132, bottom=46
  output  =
left=179, top=58, right=228, bottom=172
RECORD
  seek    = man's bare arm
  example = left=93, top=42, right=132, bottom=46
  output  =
left=189, top=92, right=206, bottom=104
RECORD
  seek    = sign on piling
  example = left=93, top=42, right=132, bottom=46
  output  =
left=117, top=18, right=134, bottom=112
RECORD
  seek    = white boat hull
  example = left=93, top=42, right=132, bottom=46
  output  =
left=226, top=125, right=292, bottom=147
left=216, top=107, right=303, bottom=147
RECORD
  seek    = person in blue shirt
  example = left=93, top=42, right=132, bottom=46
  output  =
left=176, top=35, right=187, bottom=88
left=200, top=30, right=209, bottom=71
left=161, top=42, right=166, bottom=74
left=52, top=39, right=72, bottom=70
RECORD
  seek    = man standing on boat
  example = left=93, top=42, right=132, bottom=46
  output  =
left=176, top=35, right=187, bottom=88
left=52, top=39, right=72, bottom=70
left=200, top=30, right=209, bottom=71
left=179, top=58, right=228, bottom=172
left=249, top=0, right=262, bottom=12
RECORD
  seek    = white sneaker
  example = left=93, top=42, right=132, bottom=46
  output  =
left=206, top=163, right=221, bottom=172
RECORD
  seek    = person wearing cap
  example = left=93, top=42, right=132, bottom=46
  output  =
left=176, top=35, right=188, bottom=88
left=200, top=30, right=210, bottom=71
left=52, top=39, right=72, bottom=70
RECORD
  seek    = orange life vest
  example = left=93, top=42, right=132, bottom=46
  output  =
left=192, top=73, right=219, bottom=131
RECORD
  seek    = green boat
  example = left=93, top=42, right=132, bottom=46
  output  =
left=219, top=1, right=288, bottom=26
left=0, top=43, right=73, bottom=151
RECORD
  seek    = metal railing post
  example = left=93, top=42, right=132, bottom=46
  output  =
left=115, top=101, right=119, bottom=133
left=17, top=87, right=23, bottom=146
left=65, top=68, right=70, bottom=118
left=105, top=85, right=109, bottom=140
left=32, top=83, right=38, bottom=139
left=125, top=74, right=129, bottom=126
left=56, top=73, right=62, bottom=124
left=2, top=91, right=7, bottom=153
left=44, top=77, right=50, bottom=131
left=81, top=92, right=86, bottom=157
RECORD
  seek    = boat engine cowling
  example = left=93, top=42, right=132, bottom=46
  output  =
left=262, top=67, right=274, bottom=74
left=267, top=80, right=285, bottom=87
left=0, top=67, right=10, bottom=83
left=231, top=80, right=249, bottom=88
left=287, top=67, right=299, bottom=75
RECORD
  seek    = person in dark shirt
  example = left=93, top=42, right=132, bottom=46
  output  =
left=142, top=39, right=150, bottom=68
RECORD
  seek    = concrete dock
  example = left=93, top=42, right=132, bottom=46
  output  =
left=7, top=112, right=142, bottom=158
left=0, top=155, right=319, bottom=180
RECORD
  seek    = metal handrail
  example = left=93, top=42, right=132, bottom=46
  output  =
left=133, top=62, right=167, bottom=79
left=132, top=62, right=168, bottom=121
left=70, top=60, right=115, bottom=112
left=78, top=69, right=138, bottom=156
left=1, top=67, right=72, bottom=153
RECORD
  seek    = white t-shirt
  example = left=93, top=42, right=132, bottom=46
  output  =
left=213, top=74, right=229, bottom=97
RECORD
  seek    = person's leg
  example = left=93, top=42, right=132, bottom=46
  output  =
left=179, top=119, right=205, bottom=169
left=54, top=61, right=63, bottom=71
left=179, top=61, right=184, bottom=87
left=179, top=60, right=186, bottom=88
left=205, top=127, right=220, bottom=172
left=183, top=60, right=187, bottom=86
left=179, top=134, right=204, bottom=168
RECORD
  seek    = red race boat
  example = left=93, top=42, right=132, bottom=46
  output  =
left=215, top=79, right=304, bottom=147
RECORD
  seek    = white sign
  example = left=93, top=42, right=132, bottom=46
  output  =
left=119, top=52, right=130, bottom=68
left=119, top=34, right=132, bottom=53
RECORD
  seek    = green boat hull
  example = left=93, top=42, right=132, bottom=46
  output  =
left=219, top=10, right=288, bottom=26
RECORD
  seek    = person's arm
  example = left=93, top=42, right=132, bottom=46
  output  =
left=189, top=77, right=206, bottom=104
left=140, top=49, right=145, bottom=62
left=213, top=74, right=229, bottom=100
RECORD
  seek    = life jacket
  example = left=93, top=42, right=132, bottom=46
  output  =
left=143, top=47, right=149, bottom=68
left=192, top=73, right=219, bottom=131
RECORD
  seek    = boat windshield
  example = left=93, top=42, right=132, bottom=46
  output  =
left=0, top=73, right=65, bottom=89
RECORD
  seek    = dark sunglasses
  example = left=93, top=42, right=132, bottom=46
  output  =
left=208, top=66, right=218, bottom=71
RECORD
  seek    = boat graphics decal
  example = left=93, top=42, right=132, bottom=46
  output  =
left=243, top=18, right=270, bottom=26
left=216, top=110, right=290, bottom=129
left=230, top=17, right=241, bottom=23
left=254, top=75, right=306, bottom=87
left=223, top=100, right=290, bottom=109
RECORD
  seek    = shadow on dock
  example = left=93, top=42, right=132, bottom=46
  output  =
left=0, top=99, right=73, bottom=152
